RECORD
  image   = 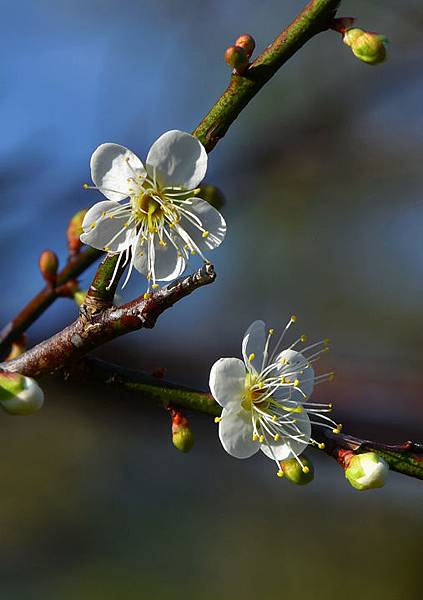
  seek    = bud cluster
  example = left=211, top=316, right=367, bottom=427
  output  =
left=224, top=33, right=255, bottom=75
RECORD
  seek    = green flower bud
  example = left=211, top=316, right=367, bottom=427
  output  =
left=0, top=372, right=44, bottom=416
left=345, top=452, right=389, bottom=491
left=224, top=45, right=249, bottom=74
left=39, top=250, right=59, bottom=285
left=343, top=28, right=387, bottom=65
left=170, top=409, right=194, bottom=453
left=235, top=34, right=255, bottom=58
left=196, top=184, right=225, bottom=211
left=279, top=455, right=314, bottom=485
left=73, top=289, right=87, bottom=306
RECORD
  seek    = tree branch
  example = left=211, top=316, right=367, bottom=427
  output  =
left=1, top=0, right=341, bottom=351
left=0, top=247, right=102, bottom=359
left=60, top=357, right=423, bottom=481
left=0, top=264, right=216, bottom=377
left=192, top=0, right=341, bottom=151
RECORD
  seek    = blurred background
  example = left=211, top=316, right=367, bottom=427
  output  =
left=0, top=0, right=422, bottom=597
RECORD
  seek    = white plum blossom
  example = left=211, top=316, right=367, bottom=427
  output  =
left=209, top=317, right=339, bottom=477
left=80, top=130, right=226, bottom=293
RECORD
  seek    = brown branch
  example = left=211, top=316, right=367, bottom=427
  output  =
left=0, top=247, right=102, bottom=359
left=0, top=264, right=215, bottom=378
left=0, top=1, right=341, bottom=352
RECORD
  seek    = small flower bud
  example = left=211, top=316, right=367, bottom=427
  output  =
left=39, top=250, right=59, bottom=286
left=279, top=455, right=314, bottom=485
left=196, top=184, right=225, bottom=211
left=6, top=335, right=27, bottom=360
left=343, top=28, right=387, bottom=65
left=170, top=409, right=194, bottom=453
left=345, top=452, right=389, bottom=490
left=224, top=45, right=249, bottom=74
left=234, top=34, right=255, bottom=58
left=73, top=289, right=87, bottom=306
left=67, top=209, right=88, bottom=255
left=0, top=372, right=44, bottom=415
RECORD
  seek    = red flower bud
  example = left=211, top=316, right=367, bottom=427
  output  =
left=67, top=209, right=87, bottom=255
left=235, top=34, right=255, bottom=58
left=39, top=249, right=59, bottom=285
left=224, top=45, right=249, bottom=74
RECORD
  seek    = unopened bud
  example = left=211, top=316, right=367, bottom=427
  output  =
left=39, top=250, right=59, bottom=285
left=343, top=28, right=387, bottom=65
left=6, top=335, right=27, bottom=361
left=196, top=184, right=225, bottom=211
left=235, top=34, right=255, bottom=58
left=67, top=209, right=87, bottom=255
left=224, top=45, right=249, bottom=74
left=345, top=452, right=389, bottom=490
left=279, top=455, right=314, bottom=485
left=73, top=289, right=87, bottom=306
left=0, top=372, right=44, bottom=415
left=170, top=409, right=194, bottom=453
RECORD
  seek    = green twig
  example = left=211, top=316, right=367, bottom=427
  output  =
left=193, top=0, right=341, bottom=151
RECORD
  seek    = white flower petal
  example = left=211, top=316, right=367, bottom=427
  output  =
left=133, top=235, right=186, bottom=282
left=91, top=143, right=146, bottom=201
left=219, top=407, right=258, bottom=459
left=277, top=348, right=315, bottom=400
left=260, top=412, right=311, bottom=461
left=209, top=357, right=246, bottom=410
left=80, top=200, right=136, bottom=252
left=242, top=320, right=266, bottom=374
left=178, top=197, right=226, bottom=252
left=146, top=130, right=207, bottom=189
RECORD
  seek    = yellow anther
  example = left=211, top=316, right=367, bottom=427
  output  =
left=285, top=378, right=290, bottom=384
left=277, top=470, right=284, bottom=478
left=337, top=423, right=343, bottom=431
left=143, top=293, right=152, bottom=300
left=329, top=372, right=336, bottom=382
left=169, top=223, right=174, bottom=229
left=202, top=230, right=209, bottom=238
left=323, top=337, right=331, bottom=346
left=294, top=379, right=300, bottom=387
left=280, top=358, right=287, bottom=366
left=82, top=183, right=89, bottom=189
left=318, top=443, right=325, bottom=450
left=332, top=427, right=341, bottom=434
left=280, top=376, right=285, bottom=384
left=214, top=416, right=222, bottom=423
left=259, top=435, right=265, bottom=443
left=302, top=466, right=310, bottom=474
left=268, top=328, right=274, bottom=335
left=274, top=434, right=280, bottom=442
left=90, top=223, right=96, bottom=230
left=323, top=346, right=330, bottom=353
left=101, top=211, right=106, bottom=217
left=258, top=381, right=263, bottom=389
left=300, top=334, right=307, bottom=343
left=159, top=240, right=167, bottom=247
left=252, top=434, right=259, bottom=442
left=152, top=283, right=159, bottom=289
left=190, top=250, right=196, bottom=255
left=103, top=246, right=110, bottom=252
left=123, top=222, right=129, bottom=228
left=248, top=353, right=255, bottom=362
left=291, top=315, right=297, bottom=323
left=328, top=403, right=333, bottom=410
left=272, top=415, right=277, bottom=422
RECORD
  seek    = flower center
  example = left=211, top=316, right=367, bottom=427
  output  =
left=132, top=191, right=164, bottom=232
left=241, top=373, right=268, bottom=412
